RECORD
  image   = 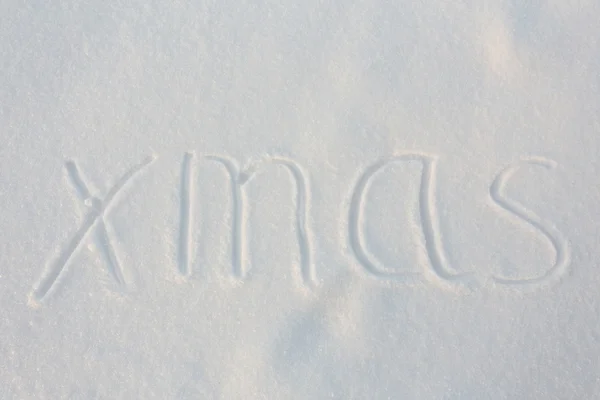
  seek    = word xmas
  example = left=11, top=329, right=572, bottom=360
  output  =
left=31, top=153, right=570, bottom=302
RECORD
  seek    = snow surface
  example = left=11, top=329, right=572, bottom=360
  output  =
left=1, top=1, right=600, bottom=399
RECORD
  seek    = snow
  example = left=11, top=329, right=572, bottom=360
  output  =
left=1, top=1, right=600, bottom=398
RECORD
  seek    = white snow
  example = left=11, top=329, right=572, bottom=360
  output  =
left=1, top=1, right=600, bottom=398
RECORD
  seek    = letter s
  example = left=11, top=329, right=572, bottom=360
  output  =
left=489, top=158, right=571, bottom=287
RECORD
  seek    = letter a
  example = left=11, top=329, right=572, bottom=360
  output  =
left=348, top=154, right=472, bottom=284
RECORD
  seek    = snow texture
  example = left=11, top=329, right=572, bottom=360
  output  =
left=1, top=1, right=600, bottom=399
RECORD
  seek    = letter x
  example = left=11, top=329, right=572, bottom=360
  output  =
left=33, top=156, right=155, bottom=301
